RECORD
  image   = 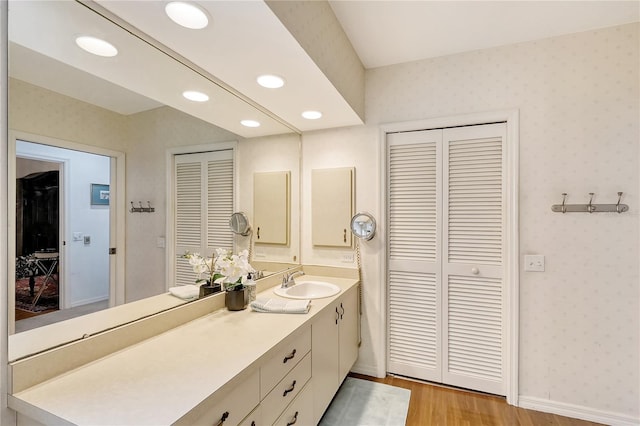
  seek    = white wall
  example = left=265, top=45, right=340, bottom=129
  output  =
left=237, top=133, right=301, bottom=264
left=302, top=23, right=639, bottom=423
left=16, top=141, right=110, bottom=307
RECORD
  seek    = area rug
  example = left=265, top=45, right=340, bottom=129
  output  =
left=319, top=377, right=411, bottom=426
left=15, top=275, right=59, bottom=313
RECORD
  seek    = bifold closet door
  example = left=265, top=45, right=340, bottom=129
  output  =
left=387, top=123, right=507, bottom=396
left=441, top=124, right=506, bottom=395
left=387, top=129, right=443, bottom=382
left=173, top=150, right=234, bottom=286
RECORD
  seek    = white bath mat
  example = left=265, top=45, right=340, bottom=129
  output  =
left=319, top=377, right=411, bottom=426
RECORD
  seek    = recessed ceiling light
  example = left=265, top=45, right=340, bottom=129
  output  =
left=165, top=2, right=209, bottom=29
left=302, top=110, right=322, bottom=120
left=241, top=120, right=261, bottom=128
left=257, top=74, right=285, bottom=89
left=75, top=36, right=118, bottom=57
left=183, top=91, right=209, bottom=102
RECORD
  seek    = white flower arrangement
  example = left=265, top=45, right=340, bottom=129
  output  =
left=183, top=248, right=255, bottom=291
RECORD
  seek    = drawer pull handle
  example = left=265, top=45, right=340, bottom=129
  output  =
left=283, top=380, right=297, bottom=397
left=335, top=307, right=339, bottom=324
left=283, top=349, right=297, bottom=363
left=286, top=411, right=299, bottom=426
left=215, top=411, right=229, bottom=426
left=251, top=422, right=256, bottom=426
left=340, top=302, right=345, bottom=319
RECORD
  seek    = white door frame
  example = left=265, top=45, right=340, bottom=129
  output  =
left=379, top=109, right=520, bottom=406
left=8, top=131, right=126, bottom=332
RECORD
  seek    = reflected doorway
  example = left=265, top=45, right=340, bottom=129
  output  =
left=13, top=140, right=112, bottom=332
left=15, top=159, right=61, bottom=322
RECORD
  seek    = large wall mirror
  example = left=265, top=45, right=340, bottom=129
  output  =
left=7, top=1, right=301, bottom=358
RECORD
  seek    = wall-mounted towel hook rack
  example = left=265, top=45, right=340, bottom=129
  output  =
left=551, top=192, right=629, bottom=214
left=587, top=192, right=595, bottom=213
left=130, top=201, right=155, bottom=213
left=616, top=192, right=623, bottom=213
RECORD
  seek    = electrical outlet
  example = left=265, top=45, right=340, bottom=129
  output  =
left=341, top=253, right=355, bottom=263
left=73, top=232, right=83, bottom=241
left=524, top=255, right=545, bottom=272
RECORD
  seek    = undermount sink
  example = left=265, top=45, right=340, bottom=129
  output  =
left=273, top=281, right=341, bottom=300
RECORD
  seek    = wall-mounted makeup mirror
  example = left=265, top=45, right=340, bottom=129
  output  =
left=229, top=212, right=251, bottom=236
left=350, top=212, right=377, bottom=241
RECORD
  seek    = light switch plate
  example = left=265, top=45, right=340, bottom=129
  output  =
left=524, top=255, right=545, bottom=272
left=341, top=253, right=355, bottom=263
left=73, top=232, right=83, bottom=241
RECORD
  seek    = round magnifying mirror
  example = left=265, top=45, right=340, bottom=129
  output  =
left=229, top=212, right=251, bottom=236
left=350, top=212, right=376, bottom=241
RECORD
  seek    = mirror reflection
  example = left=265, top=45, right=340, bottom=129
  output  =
left=7, top=0, right=300, bottom=351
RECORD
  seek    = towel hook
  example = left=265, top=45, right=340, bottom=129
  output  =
left=587, top=192, right=595, bottom=213
left=616, top=192, right=623, bottom=213
left=561, top=193, right=567, bottom=213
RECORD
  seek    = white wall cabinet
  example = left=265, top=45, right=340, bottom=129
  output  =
left=311, top=167, right=354, bottom=247
left=254, top=171, right=290, bottom=245
left=311, top=285, right=359, bottom=423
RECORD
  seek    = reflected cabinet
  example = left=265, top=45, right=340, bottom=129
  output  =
left=254, top=171, right=290, bottom=245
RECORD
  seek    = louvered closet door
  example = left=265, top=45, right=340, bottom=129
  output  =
left=442, top=123, right=506, bottom=395
left=387, top=123, right=507, bottom=396
left=387, top=129, right=443, bottom=382
left=174, top=150, right=234, bottom=286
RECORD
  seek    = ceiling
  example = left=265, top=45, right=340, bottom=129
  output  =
left=8, top=1, right=639, bottom=138
left=329, top=1, right=640, bottom=69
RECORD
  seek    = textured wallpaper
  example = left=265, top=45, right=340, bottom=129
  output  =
left=307, top=23, right=639, bottom=420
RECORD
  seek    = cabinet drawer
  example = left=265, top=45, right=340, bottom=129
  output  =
left=273, top=381, right=313, bottom=426
left=261, top=353, right=311, bottom=425
left=260, top=326, right=311, bottom=398
left=239, top=404, right=262, bottom=426
left=175, top=370, right=259, bottom=426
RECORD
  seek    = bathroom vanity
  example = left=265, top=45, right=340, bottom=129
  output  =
left=7, top=268, right=359, bottom=425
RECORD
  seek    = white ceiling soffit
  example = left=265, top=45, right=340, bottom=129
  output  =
left=94, top=0, right=364, bottom=132
left=8, top=0, right=293, bottom=137
left=9, top=43, right=163, bottom=116
left=329, top=1, right=640, bottom=69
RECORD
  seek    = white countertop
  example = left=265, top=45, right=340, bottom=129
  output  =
left=9, top=276, right=358, bottom=425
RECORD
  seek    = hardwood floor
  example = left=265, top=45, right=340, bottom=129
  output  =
left=350, top=373, right=604, bottom=426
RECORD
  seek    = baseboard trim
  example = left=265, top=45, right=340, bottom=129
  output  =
left=350, top=363, right=383, bottom=379
left=519, top=395, right=639, bottom=426
left=69, top=295, right=108, bottom=308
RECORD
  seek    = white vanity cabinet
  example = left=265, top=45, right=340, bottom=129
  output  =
left=9, top=275, right=359, bottom=426
left=311, top=285, right=359, bottom=423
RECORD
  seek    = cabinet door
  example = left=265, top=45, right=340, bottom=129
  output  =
left=311, top=303, right=340, bottom=424
left=338, top=286, right=359, bottom=382
left=254, top=171, right=290, bottom=245
left=311, top=167, right=354, bottom=247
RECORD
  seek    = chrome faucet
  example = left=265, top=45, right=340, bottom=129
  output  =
left=281, top=271, right=305, bottom=288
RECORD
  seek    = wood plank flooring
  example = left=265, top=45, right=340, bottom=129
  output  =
left=351, top=373, right=604, bottom=426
